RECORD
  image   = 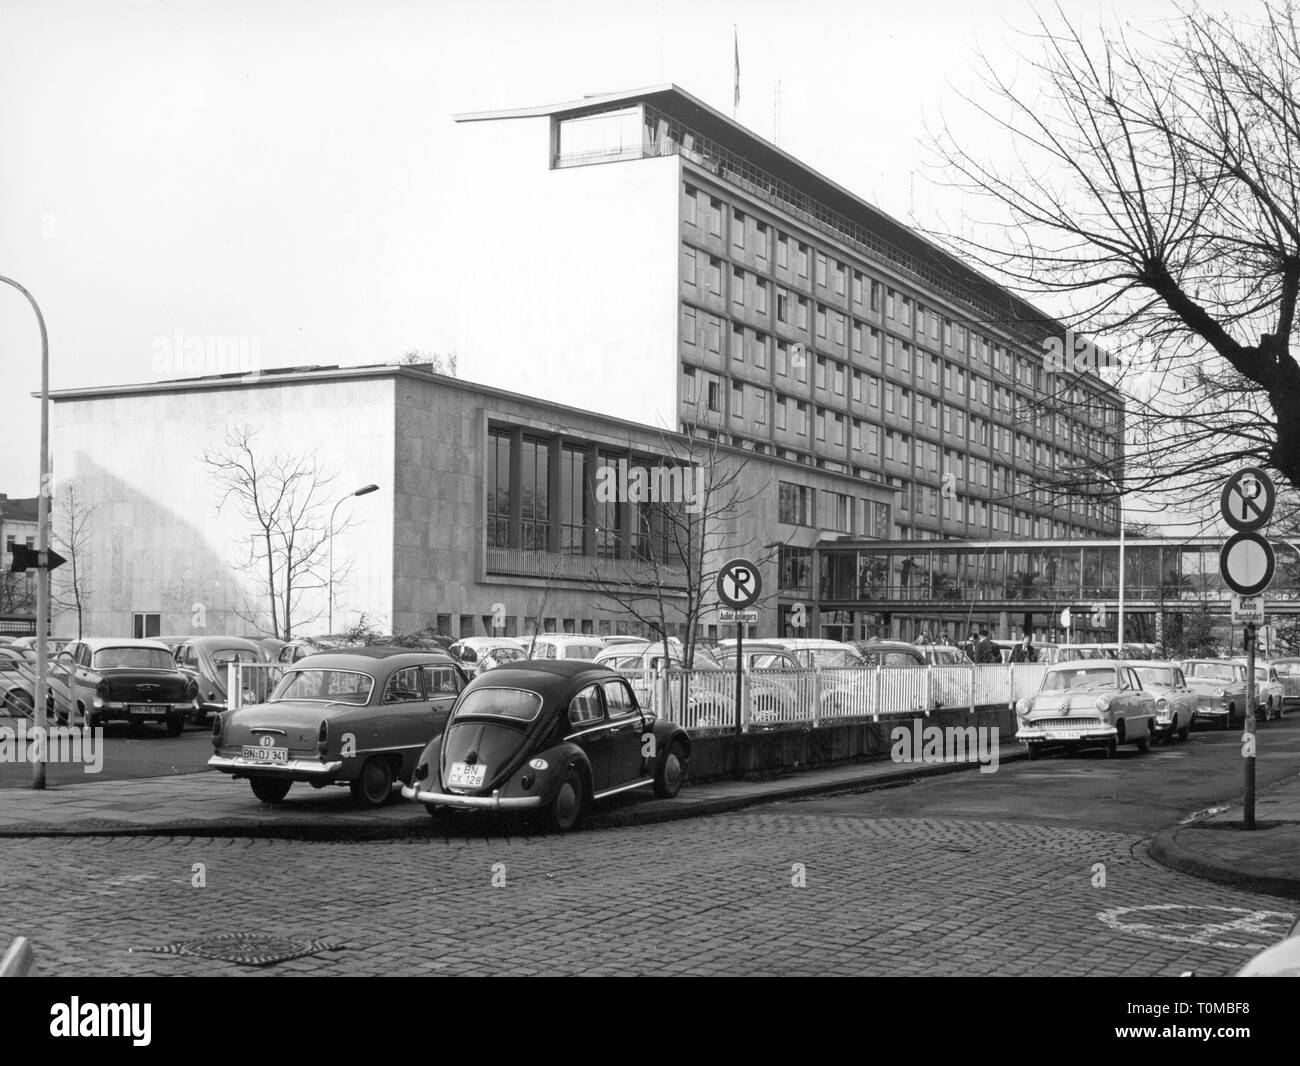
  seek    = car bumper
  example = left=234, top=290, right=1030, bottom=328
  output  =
left=208, top=754, right=344, bottom=778
left=1016, top=725, right=1117, bottom=742
left=95, top=702, right=191, bottom=721
left=400, top=783, right=542, bottom=810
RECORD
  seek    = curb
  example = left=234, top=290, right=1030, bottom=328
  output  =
left=1148, top=823, right=1300, bottom=901
left=0, top=747, right=1027, bottom=840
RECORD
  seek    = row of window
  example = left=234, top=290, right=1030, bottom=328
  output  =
left=776, top=481, right=891, bottom=537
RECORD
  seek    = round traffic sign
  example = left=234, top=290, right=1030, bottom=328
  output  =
left=1219, top=531, right=1276, bottom=596
left=1220, top=466, right=1276, bottom=532
left=716, top=557, right=762, bottom=609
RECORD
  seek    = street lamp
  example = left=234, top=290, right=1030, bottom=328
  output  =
left=1095, top=472, right=1124, bottom=648
left=328, top=484, right=379, bottom=634
left=1, top=275, right=50, bottom=790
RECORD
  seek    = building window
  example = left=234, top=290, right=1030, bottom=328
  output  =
left=885, top=289, right=896, bottom=319
left=684, top=184, right=697, bottom=226
left=870, top=280, right=881, bottom=313
left=755, top=387, right=768, bottom=425
left=775, top=396, right=787, bottom=430
left=778, top=482, right=815, bottom=525
left=816, top=304, right=827, bottom=339
left=755, top=279, right=768, bottom=315
left=732, top=381, right=744, bottom=421
left=732, top=325, right=745, bottom=362
left=777, top=234, right=788, bottom=268
left=132, top=613, right=161, bottom=639
left=683, top=306, right=697, bottom=345
left=815, top=253, right=827, bottom=287
left=707, top=380, right=720, bottom=411
left=708, top=197, right=722, bottom=236
left=797, top=242, right=809, bottom=278
left=816, top=357, right=827, bottom=390
left=520, top=436, right=550, bottom=551
left=776, top=290, right=788, bottom=323
left=683, top=246, right=697, bottom=286
left=852, top=370, right=862, bottom=403
left=487, top=427, right=512, bottom=548
left=835, top=264, right=846, bottom=297
left=755, top=332, right=768, bottom=369
left=755, top=220, right=769, bottom=259
left=733, top=268, right=745, bottom=308
left=733, top=210, right=745, bottom=249
left=559, top=444, right=588, bottom=553
left=815, top=408, right=826, bottom=441
left=708, top=256, right=722, bottom=295
left=776, top=340, right=788, bottom=377
left=797, top=297, right=809, bottom=331
left=834, top=363, right=846, bottom=396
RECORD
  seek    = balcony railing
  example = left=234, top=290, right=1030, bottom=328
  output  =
left=486, top=547, right=687, bottom=589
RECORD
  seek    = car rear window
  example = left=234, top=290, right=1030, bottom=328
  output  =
left=271, top=669, right=373, bottom=705
left=92, top=647, right=175, bottom=670
left=453, top=687, right=544, bottom=722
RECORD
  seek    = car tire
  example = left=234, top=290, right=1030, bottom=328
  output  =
left=1177, top=721, right=1190, bottom=742
left=250, top=777, right=291, bottom=803
left=1135, top=724, right=1150, bottom=753
left=653, top=738, right=689, bottom=799
left=350, top=756, right=394, bottom=809
left=1103, top=739, right=1118, bottom=758
left=4, top=689, right=35, bottom=720
left=166, top=716, right=184, bottom=738
left=1027, top=742, right=1042, bottom=761
left=543, top=766, right=584, bottom=833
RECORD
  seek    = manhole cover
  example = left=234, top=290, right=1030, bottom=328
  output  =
left=138, top=933, right=347, bottom=967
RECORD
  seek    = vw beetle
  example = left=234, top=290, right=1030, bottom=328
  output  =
left=401, top=660, right=691, bottom=832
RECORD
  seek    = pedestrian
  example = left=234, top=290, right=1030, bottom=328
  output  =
left=1010, top=635, right=1036, bottom=663
left=977, top=629, right=1000, bottom=664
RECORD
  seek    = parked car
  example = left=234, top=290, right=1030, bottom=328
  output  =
left=448, top=637, right=529, bottom=678
left=594, top=642, right=736, bottom=725
left=1233, top=912, right=1300, bottom=976
left=173, top=636, right=272, bottom=723
left=208, top=647, right=468, bottom=808
left=1234, top=660, right=1286, bottom=721
left=1269, top=657, right=1300, bottom=710
left=523, top=633, right=607, bottom=662
left=7, top=636, right=72, bottom=657
left=0, top=646, right=70, bottom=722
left=850, top=640, right=926, bottom=667
left=1131, top=662, right=1197, bottom=743
left=1181, top=659, right=1249, bottom=730
left=1015, top=661, right=1157, bottom=758
left=477, top=646, right=528, bottom=672
left=401, top=660, right=691, bottom=832
left=764, top=638, right=865, bottom=669
left=59, top=638, right=199, bottom=736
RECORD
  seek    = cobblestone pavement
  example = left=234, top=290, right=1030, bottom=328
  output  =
left=3, top=810, right=1293, bottom=976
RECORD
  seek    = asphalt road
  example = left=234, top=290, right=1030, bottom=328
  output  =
left=0, top=719, right=212, bottom=789
left=781, top=716, right=1300, bottom=835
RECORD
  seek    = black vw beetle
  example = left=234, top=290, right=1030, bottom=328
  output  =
left=401, top=660, right=691, bottom=832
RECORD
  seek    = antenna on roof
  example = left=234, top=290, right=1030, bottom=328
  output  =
left=773, top=80, right=781, bottom=144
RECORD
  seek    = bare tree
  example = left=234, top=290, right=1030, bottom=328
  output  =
left=584, top=428, right=772, bottom=673
left=392, top=350, right=458, bottom=376
left=201, top=425, right=340, bottom=639
left=51, top=481, right=95, bottom=638
left=930, top=2, right=1300, bottom=499
left=0, top=573, right=34, bottom=616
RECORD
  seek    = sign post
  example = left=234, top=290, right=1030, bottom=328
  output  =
left=1220, top=466, right=1276, bottom=830
left=717, top=558, right=762, bottom=781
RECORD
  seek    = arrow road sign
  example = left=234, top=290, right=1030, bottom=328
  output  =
left=8, top=544, right=66, bottom=573
left=1220, top=466, right=1276, bottom=532
left=716, top=557, right=762, bottom=609
left=1220, top=531, right=1276, bottom=597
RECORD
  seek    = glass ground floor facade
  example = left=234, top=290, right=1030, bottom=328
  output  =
left=776, top=536, right=1300, bottom=646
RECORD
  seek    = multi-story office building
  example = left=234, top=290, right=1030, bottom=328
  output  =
left=451, top=85, right=1124, bottom=550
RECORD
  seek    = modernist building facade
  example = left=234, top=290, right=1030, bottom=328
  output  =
left=449, top=85, right=1125, bottom=551
left=48, top=364, right=895, bottom=641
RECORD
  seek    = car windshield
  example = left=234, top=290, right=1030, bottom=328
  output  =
left=212, top=648, right=261, bottom=666
left=453, top=687, right=543, bottom=722
left=270, top=669, right=373, bottom=705
left=92, top=647, right=175, bottom=670
left=1134, top=668, right=1174, bottom=687
left=1190, top=663, right=1235, bottom=681
left=1274, top=661, right=1300, bottom=676
left=809, top=649, right=863, bottom=668
left=483, top=648, right=525, bottom=665
left=1040, top=667, right=1118, bottom=692
left=748, top=653, right=796, bottom=669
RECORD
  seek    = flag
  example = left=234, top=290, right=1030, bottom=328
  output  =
left=733, top=28, right=740, bottom=110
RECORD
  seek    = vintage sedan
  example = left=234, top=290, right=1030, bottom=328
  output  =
left=0, top=647, right=71, bottom=722
left=1015, top=661, right=1157, bottom=758
left=1181, top=659, right=1248, bottom=730
left=401, top=660, right=691, bottom=832
left=174, top=636, right=272, bottom=724
left=1131, top=662, right=1197, bottom=743
left=60, top=638, right=198, bottom=736
left=209, top=648, right=468, bottom=808
left=1270, top=657, right=1300, bottom=710
left=1236, top=660, right=1286, bottom=721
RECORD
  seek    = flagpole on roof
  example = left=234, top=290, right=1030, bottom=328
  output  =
left=733, top=25, right=739, bottom=120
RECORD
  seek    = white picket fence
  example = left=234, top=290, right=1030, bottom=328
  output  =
left=619, top=663, right=1049, bottom=732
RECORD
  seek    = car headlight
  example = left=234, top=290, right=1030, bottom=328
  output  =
left=1215, top=688, right=1226, bottom=698
left=1095, top=696, right=1112, bottom=712
left=1156, top=697, right=1168, bottom=710
left=1015, top=698, right=1031, bottom=717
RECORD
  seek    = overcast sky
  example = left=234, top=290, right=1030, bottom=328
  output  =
left=0, top=0, right=1250, bottom=528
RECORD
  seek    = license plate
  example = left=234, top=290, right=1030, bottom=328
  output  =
left=1041, top=729, right=1082, bottom=739
left=241, top=745, right=288, bottom=764
left=447, top=762, right=487, bottom=789
left=131, top=705, right=167, bottom=716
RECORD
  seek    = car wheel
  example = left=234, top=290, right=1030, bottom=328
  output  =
left=4, top=689, right=35, bottom=720
left=654, top=738, right=689, bottom=798
left=1103, top=739, right=1118, bottom=758
left=543, top=766, right=584, bottom=833
left=1267, top=699, right=1277, bottom=722
left=1177, top=720, right=1190, bottom=742
left=250, top=777, right=291, bottom=803
left=350, top=756, right=395, bottom=809
left=166, top=716, right=184, bottom=737
left=1027, top=742, right=1042, bottom=761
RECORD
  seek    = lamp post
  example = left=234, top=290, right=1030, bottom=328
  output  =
left=1096, top=472, right=1124, bottom=648
left=328, top=484, right=379, bottom=634
left=0, top=275, right=50, bottom=789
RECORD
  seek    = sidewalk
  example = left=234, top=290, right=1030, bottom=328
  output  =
left=2, top=742, right=1298, bottom=899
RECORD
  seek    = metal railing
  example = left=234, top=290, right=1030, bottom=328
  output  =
left=226, top=662, right=288, bottom=711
